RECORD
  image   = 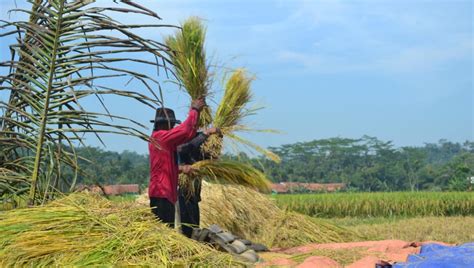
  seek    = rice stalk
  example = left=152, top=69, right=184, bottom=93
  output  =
left=227, top=133, right=281, bottom=163
left=201, top=69, right=252, bottom=158
left=200, top=183, right=280, bottom=241
left=260, top=212, right=362, bottom=248
left=198, top=183, right=362, bottom=248
left=165, top=17, right=212, bottom=126
left=202, top=69, right=280, bottom=162
left=137, top=184, right=362, bottom=249
left=191, top=160, right=271, bottom=192
left=275, top=192, right=474, bottom=218
left=178, top=173, right=201, bottom=200
left=214, top=69, right=254, bottom=130
left=0, top=193, right=242, bottom=267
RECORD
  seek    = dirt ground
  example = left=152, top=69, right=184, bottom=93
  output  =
left=257, top=240, right=453, bottom=267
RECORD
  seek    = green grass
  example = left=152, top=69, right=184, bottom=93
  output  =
left=107, top=194, right=138, bottom=203
left=274, top=192, right=474, bottom=218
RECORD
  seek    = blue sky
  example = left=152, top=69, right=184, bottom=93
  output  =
left=0, top=0, right=472, bottom=154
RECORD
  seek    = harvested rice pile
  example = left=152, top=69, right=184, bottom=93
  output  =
left=137, top=183, right=362, bottom=248
left=200, top=184, right=362, bottom=248
left=0, top=193, right=241, bottom=267
left=200, top=183, right=279, bottom=240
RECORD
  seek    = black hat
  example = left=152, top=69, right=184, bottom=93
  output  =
left=150, top=108, right=182, bottom=124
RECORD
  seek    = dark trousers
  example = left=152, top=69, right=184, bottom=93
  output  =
left=179, top=194, right=200, bottom=238
left=150, top=197, right=175, bottom=228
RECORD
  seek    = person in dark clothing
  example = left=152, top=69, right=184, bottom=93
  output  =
left=177, top=127, right=221, bottom=237
left=148, top=98, right=206, bottom=227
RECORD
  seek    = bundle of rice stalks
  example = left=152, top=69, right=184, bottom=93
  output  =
left=214, top=69, right=253, bottom=130
left=0, top=193, right=242, bottom=267
left=165, top=17, right=212, bottom=126
left=201, top=69, right=252, bottom=158
left=200, top=184, right=363, bottom=248
left=200, top=183, right=280, bottom=240
left=202, top=69, right=280, bottom=162
left=189, top=160, right=272, bottom=192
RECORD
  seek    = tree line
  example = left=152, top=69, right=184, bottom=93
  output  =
left=251, top=136, right=473, bottom=191
left=68, top=136, right=474, bottom=192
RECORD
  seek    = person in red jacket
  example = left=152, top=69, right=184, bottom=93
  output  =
left=148, top=98, right=206, bottom=227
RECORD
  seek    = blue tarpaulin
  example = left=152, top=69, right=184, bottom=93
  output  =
left=393, top=242, right=474, bottom=268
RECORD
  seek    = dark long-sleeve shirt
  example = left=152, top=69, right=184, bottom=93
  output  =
left=177, top=132, right=210, bottom=202
left=177, top=132, right=209, bottom=165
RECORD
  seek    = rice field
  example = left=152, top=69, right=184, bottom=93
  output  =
left=330, top=216, right=474, bottom=244
left=274, top=192, right=474, bottom=218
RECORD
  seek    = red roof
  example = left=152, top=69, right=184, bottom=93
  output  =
left=103, top=184, right=139, bottom=195
left=271, top=182, right=345, bottom=193
left=76, top=184, right=139, bottom=195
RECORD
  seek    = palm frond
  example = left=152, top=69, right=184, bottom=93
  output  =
left=0, top=0, right=173, bottom=205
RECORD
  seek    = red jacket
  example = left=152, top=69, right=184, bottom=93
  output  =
left=148, top=109, right=199, bottom=203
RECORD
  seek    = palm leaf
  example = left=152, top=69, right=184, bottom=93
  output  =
left=0, top=0, right=174, bottom=205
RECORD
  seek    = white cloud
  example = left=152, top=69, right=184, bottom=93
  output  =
left=277, top=34, right=473, bottom=74
left=270, top=1, right=473, bottom=74
left=378, top=37, right=473, bottom=72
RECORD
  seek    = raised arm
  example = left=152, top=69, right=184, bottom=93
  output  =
left=157, top=109, right=199, bottom=147
left=157, top=98, right=206, bottom=147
